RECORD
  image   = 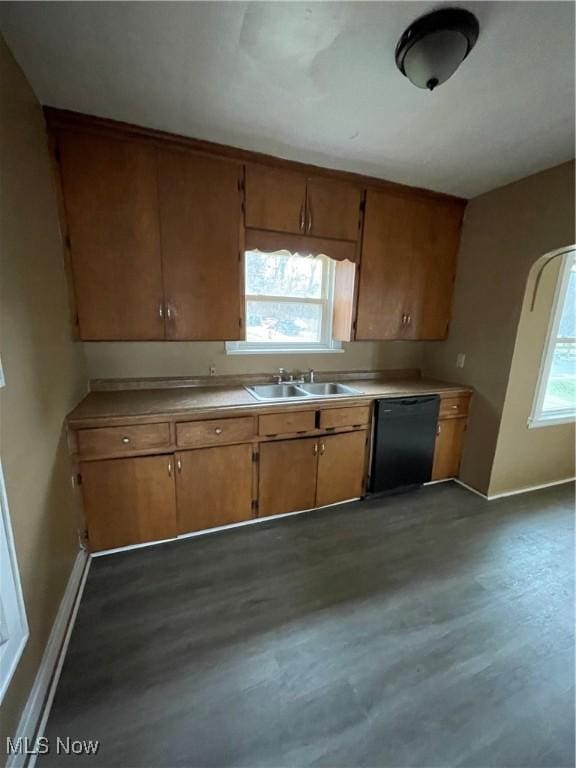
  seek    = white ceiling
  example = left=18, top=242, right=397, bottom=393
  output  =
left=1, top=1, right=574, bottom=198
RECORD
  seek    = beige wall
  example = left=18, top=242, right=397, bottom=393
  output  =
left=424, top=161, right=575, bottom=494
left=0, top=35, right=87, bottom=746
left=83, top=340, right=425, bottom=380
left=489, top=253, right=575, bottom=495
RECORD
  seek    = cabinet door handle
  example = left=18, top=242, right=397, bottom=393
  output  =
left=214, top=427, right=223, bottom=435
left=313, top=443, right=318, bottom=456
left=159, top=304, right=164, bottom=319
left=320, top=441, right=325, bottom=456
left=121, top=437, right=130, bottom=444
left=401, top=313, right=407, bottom=325
left=407, top=313, right=412, bottom=325
left=168, top=460, right=173, bottom=477
left=299, top=202, right=305, bottom=231
left=166, top=306, right=172, bottom=321
left=437, top=424, right=441, bottom=435
left=307, top=204, right=313, bottom=233
left=177, top=458, right=182, bottom=473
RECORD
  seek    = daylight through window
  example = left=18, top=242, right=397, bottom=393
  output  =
left=227, top=250, right=341, bottom=353
left=531, top=250, right=576, bottom=426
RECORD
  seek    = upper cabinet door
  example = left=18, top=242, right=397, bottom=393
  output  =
left=157, top=149, right=243, bottom=340
left=244, top=165, right=307, bottom=234
left=355, top=190, right=463, bottom=341
left=355, top=190, right=419, bottom=340
left=410, top=200, right=463, bottom=340
left=57, top=130, right=165, bottom=340
left=305, top=178, right=361, bottom=241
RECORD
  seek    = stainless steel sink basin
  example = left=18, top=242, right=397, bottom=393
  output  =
left=298, top=382, right=362, bottom=396
left=246, top=383, right=311, bottom=401
left=245, top=381, right=363, bottom=401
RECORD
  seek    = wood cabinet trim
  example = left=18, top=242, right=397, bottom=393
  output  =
left=44, top=108, right=467, bottom=208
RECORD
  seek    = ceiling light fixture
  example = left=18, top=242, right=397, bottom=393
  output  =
left=395, top=7, right=479, bottom=91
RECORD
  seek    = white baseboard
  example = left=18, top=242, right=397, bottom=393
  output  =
left=454, top=478, right=489, bottom=499
left=455, top=476, right=575, bottom=501
left=7, top=550, right=90, bottom=768
left=487, top=476, right=575, bottom=500
left=92, top=497, right=362, bottom=557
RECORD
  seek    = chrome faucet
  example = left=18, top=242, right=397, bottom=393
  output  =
left=274, top=367, right=287, bottom=384
left=308, top=368, right=315, bottom=383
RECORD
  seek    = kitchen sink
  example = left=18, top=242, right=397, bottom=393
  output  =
left=246, top=381, right=363, bottom=401
left=298, top=382, right=361, bottom=396
left=246, top=384, right=311, bottom=400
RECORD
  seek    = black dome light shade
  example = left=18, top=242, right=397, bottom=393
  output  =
left=395, top=8, right=480, bottom=91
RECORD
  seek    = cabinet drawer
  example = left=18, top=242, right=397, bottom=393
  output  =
left=439, top=396, right=470, bottom=419
left=319, top=406, right=370, bottom=430
left=258, top=410, right=316, bottom=436
left=176, top=416, right=255, bottom=448
left=77, top=423, right=170, bottom=458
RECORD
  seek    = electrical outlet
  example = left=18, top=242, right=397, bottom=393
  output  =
left=456, top=353, right=466, bottom=369
left=209, top=365, right=216, bottom=376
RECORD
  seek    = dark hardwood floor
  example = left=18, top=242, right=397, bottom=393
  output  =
left=41, top=481, right=575, bottom=767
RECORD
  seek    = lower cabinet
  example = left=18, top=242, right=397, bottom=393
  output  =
left=258, top=437, right=318, bottom=517
left=432, top=417, right=467, bottom=480
left=176, top=444, right=253, bottom=533
left=79, top=418, right=370, bottom=550
left=316, top=431, right=368, bottom=507
left=258, top=430, right=368, bottom=518
left=81, top=455, right=178, bottom=552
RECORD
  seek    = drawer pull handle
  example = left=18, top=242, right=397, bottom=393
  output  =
left=451, top=405, right=458, bottom=409
left=121, top=437, right=130, bottom=444
left=214, top=427, right=223, bottom=435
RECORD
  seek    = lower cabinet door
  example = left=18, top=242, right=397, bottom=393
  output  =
left=432, top=417, right=467, bottom=480
left=176, top=444, right=253, bottom=533
left=81, top=455, right=177, bottom=552
left=316, top=430, right=368, bottom=507
left=258, top=437, right=318, bottom=518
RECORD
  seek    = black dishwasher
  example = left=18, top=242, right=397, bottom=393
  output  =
left=369, top=395, right=440, bottom=494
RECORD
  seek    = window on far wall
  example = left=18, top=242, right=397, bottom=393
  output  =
left=0, top=460, right=29, bottom=703
left=226, top=250, right=342, bottom=354
left=530, top=249, right=576, bottom=427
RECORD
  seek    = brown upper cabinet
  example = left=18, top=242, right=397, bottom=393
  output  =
left=57, top=130, right=165, bottom=341
left=49, top=110, right=465, bottom=343
left=244, top=165, right=307, bottom=235
left=54, top=128, right=244, bottom=341
left=157, top=149, right=243, bottom=340
left=355, top=190, right=464, bottom=341
left=244, top=164, right=362, bottom=241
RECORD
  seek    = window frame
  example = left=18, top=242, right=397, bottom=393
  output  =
left=226, top=252, right=343, bottom=355
left=529, top=249, right=576, bottom=428
left=0, top=460, right=29, bottom=703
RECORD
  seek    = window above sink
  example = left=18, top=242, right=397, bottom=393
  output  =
left=226, top=250, right=343, bottom=355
